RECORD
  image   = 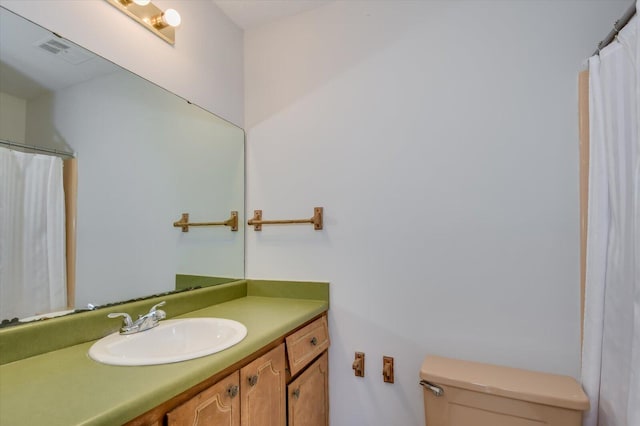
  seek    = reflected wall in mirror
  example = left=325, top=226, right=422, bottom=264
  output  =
left=0, top=7, right=245, bottom=321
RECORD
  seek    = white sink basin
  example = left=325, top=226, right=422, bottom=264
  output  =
left=88, top=318, right=247, bottom=366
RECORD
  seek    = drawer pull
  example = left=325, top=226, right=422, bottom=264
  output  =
left=292, top=388, right=300, bottom=399
left=310, top=337, right=318, bottom=346
left=248, top=375, right=259, bottom=387
left=226, top=384, right=239, bottom=398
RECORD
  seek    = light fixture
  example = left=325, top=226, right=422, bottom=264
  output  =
left=106, top=0, right=180, bottom=45
left=117, top=0, right=151, bottom=6
left=149, top=8, right=181, bottom=29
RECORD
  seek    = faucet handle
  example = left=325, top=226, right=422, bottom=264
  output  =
left=148, top=301, right=167, bottom=321
left=149, top=301, right=166, bottom=313
left=108, top=312, right=133, bottom=327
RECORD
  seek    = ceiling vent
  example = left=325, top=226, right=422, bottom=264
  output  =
left=33, top=37, right=92, bottom=65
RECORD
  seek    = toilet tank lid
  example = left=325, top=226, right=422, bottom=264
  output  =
left=420, top=355, right=589, bottom=411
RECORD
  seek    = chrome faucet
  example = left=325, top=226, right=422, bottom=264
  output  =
left=108, top=301, right=167, bottom=335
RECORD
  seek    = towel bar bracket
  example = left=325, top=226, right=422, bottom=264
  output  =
left=173, top=211, right=238, bottom=232
left=247, top=207, right=323, bottom=231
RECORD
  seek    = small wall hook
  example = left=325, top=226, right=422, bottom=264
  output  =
left=383, top=356, right=394, bottom=383
left=353, top=352, right=365, bottom=377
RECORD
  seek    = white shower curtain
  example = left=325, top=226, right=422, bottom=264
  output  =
left=581, top=6, right=639, bottom=426
left=0, top=147, right=67, bottom=320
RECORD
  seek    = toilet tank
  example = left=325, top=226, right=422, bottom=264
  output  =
left=419, top=356, right=589, bottom=426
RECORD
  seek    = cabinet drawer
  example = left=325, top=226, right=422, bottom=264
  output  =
left=286, top=316, right=329, bottom=376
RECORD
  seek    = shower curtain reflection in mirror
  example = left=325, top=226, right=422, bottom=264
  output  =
left=0, top=147, right=67, bottom=320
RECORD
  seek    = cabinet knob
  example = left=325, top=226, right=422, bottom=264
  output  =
left=292, top=388, right=300, bottom=399
left=310, top=336, right=318, bottom=346
left=226, top=384, right=239, bottom=398
left=248, top=375, right=259, bottom=387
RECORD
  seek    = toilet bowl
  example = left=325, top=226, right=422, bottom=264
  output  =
left=420, top=355, right=589, bottom=426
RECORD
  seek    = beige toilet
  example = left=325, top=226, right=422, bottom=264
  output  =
left=420, top=355, right=589, bottom=426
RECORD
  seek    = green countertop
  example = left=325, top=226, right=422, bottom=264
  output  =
left=0, top=281, right=328, bottom=425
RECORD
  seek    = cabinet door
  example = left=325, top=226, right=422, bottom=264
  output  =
left=167, top=371, right=240, bottom=426
left=241, top=343, right=287, bottom=426
left=288, top=352, right=328, bottom=426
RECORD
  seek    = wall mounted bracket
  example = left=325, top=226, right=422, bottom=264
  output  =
left=173, top=211, right=238, bottom=232
left=352, top=352, right=365, bottom=377
left=383, top=356, right=394, bottom=383
left=247, top=207, right=323, bottom=231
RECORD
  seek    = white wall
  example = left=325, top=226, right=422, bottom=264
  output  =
left=0, top=91, right=26, bottom=142
left=0, top=0, right=244, bottom=126
left=244, top=1, right=630, bottom=425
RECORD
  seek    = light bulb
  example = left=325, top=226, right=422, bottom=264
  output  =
left=133, top=0, right=150, bottom=5
left=163, top=9, right=181, bottom=27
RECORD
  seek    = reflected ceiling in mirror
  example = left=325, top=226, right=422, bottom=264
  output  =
left=0, top=7, right=245, bottom=321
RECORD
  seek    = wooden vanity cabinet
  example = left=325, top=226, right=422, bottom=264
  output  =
left=167, top=371, right=240, bottom=426
left=125, top=314, right=329, bottom=426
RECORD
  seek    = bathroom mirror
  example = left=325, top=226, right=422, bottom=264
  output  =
left=0, top=7, right=245, bottom=321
